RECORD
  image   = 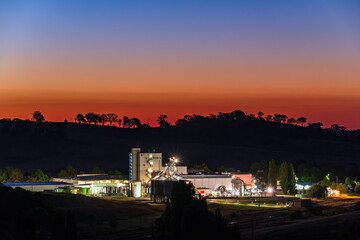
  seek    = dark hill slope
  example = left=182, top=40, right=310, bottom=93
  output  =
left=0, top=120, right=359, bottom=178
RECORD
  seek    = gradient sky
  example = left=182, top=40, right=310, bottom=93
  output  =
left=1, top=0, right=360, bottom=128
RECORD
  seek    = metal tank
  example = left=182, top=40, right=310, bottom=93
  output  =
left=150, top=157, right=185, bottom=202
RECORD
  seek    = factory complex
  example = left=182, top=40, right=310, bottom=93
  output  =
left=4, top=148, right=258, bottom=199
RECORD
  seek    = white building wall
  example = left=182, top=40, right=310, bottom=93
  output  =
left=138, top=153, right=162, bottom=184
left=184, top=177, right=233, bottom=191
left=6, top=184, right=70, bottom=192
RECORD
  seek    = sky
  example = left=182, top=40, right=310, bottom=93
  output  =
left=0, top=0, right=359, bottom=128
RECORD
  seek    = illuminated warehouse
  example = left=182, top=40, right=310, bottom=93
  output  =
left=53, top=174, right=133, bottom=196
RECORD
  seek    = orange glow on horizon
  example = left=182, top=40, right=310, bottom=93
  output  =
left=1, top=90, right=359, bottom=129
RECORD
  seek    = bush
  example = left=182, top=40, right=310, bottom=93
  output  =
left=338, top=183, right=348, bottom=194
left=354, top=184, right=360, bottom=194
left=155, top=181, right=240, bottom=239
left=307, top=184, right=327, bottom=198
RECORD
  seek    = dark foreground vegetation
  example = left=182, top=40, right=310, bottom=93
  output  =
left=0, top=184, right=165, bottom=240
left=0, top=185, right=77, bottom=240
left=2, top=183, right=360, bottom=240
left=155, top=181, right=240, bottom=239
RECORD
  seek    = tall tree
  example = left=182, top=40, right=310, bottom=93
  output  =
left=58, top=165, right=78, bottom=178
left=9, top=168, right=24, bottom=182
left=287, top=118, right=296, bottom=125
left=231, top=110, right=246, bottom=121
left=75, top=114, right=86, bottom=123
left=250, top=160, right=268, bottom=190
left=296, top=117, right=307, bottom=126
left=107, top=113, right=118, bottom=126
left=31, top=111, right=45, bottom=123
left=288, top=163, right=296, bottom=194
left=307, top=122, right=323, bottom=129
left=331, top=124, right=347, bottom=131
left=94, top=113, right=102, bottom=125
left=268, top=159, right=277, bottom=189
left=279, top=162, right=289, bottom=194
left=131, top=118, right=142, bottom=128
left=257, top=112, right=264, bottom=119
left=345, top=177, right=352, bottom=186
left=319, top=175, right=331, bottom=187
left=115, top=118, right=122, bottom=127
left=273, top=114, right=288, bottom=123
left=157, top=115, right=170, bottom=127
left=265, top=115, right=273, bottom=121
left=279, top=162, right=296, bottom=195
left=100, top=114, right=108, bottom=125
left=31, top=169, right=49, bottom=182
left=85, top=113, right=97, bottom=124
left=122, top=116, right=130, bottom=128
left=127, top=118, right=136, bottom=128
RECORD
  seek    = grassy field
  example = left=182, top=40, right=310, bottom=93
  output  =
left=42, top=193, right=165, bottom=239
left=40, top=192, right=360, bottom=239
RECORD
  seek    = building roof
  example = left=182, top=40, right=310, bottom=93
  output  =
left=296, top=182, right=317, bottom=185
left=53, top=174, right=127, bottom=181
left=182, top=174, right=232, bottom=179
left=3, top=182, right=71, bottom=186
left=232, top=173, right=253, bottom=185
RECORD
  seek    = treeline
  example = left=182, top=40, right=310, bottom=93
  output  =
left=1, top=109, right=351, bottom=131
left=248, top=160, right=297, bottom=194
left=308, top=175, right=360, bottom=198
left=0, top=167, right=49, bottom=182
left=72, top=110, right=347, bottom=130
left=0, top=165, right=123, bottom=182
left=250, top=159, right=360, bottom=197
left=193, top=160, right=360, bottom=196
left=74, top=113, right=153, bottom=128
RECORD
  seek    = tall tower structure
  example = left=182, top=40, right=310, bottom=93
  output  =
left=129, top=148, right=162, bottom=183
left=129, top=148, right=141, bottom=181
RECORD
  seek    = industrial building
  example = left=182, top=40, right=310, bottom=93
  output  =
left=1, top=147, right=254, bottom=199
left=129, top=148, right=162, bottom=184
left=3, top=182, right=71, bottom=192
left=151, top=157, right=190, bottom=202
left=182, top=174, right=245, bottom=197
left=232, top=172, right=254, bottom=194
left=53, top=174, right=135, bottom=196
left=149, top=156, right=250, bottom=198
